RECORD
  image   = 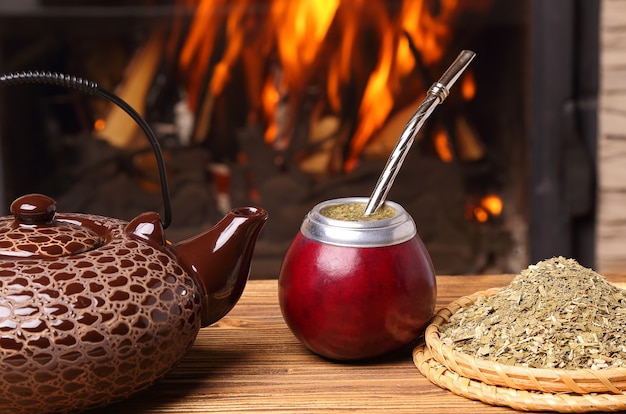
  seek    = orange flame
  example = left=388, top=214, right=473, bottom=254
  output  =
left=473, top=207, right=489, bottom=223
left=470, top=193, right=503, bottom=223
left=172, top=0, right=489, bottom=171
left=93, top=119, right=106, bottom=132
left=177, top=0, right=224, bottom=112
left=261, top=73, right=280, bottom=144
left=401, top=0, right=457, bottom=65
left=461, top=70, right=476, bottom=101
left=480, top=193, right=503, bottom=216
left=434, top=128, right=453, bottom=163
left=272, top=0, right=339, bottom=91
left=345, top=23, right=396, bottom=173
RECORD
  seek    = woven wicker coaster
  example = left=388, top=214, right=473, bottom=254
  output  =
left=424, top=288, right=626, bottom=394
left=413, top=344, right=626, bottom=413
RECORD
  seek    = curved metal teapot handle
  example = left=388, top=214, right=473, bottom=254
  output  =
left=0, top=71, right=172, bottom=229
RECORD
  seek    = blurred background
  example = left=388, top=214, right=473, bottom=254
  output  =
left=0, top=0, right=603, bottom=277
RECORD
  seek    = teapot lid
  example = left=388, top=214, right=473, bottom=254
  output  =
left=0, top=194, right=103, bottom=258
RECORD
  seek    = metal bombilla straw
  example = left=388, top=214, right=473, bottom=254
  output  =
left=363, top=50, right=476, bottom=216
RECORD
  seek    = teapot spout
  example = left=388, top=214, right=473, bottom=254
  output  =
left=175, top=207, right=268, bottom=327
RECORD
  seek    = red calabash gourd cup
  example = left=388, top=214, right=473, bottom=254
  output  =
left=278, top=197, right=436, bottom=360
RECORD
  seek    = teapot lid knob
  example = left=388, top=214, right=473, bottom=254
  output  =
left=10, top=194, right=57, bottom=224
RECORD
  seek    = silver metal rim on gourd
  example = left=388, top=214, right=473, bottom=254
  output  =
left=300, top=197, right=416, bottom=248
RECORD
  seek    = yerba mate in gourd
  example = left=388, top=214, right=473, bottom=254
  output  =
left=320, top=202, right=396, bottom=222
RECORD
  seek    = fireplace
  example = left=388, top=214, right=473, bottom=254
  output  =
left=0, top=0, right=598, bottom=277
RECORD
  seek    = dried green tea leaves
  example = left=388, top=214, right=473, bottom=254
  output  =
left=439, top=257, right=626, bottom=370
left=320, top=202, right=396, bottom=221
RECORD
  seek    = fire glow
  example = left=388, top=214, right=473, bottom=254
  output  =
left=169, top=0, right=491, bottom=172
left=467, top=193, right=503, bottom=223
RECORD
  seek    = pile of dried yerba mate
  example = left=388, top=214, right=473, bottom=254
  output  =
left=439, top=257, right=626, bottom=370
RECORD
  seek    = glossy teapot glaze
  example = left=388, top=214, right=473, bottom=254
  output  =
left=279, top=197, right=436, bottom=361
left=0, top=194, right=267, bottom=413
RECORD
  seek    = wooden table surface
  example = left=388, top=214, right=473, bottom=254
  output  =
left=87, top=274, right=626, bottom=414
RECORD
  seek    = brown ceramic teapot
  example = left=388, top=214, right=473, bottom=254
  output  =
left=0, top=72, right=268, bottom=413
